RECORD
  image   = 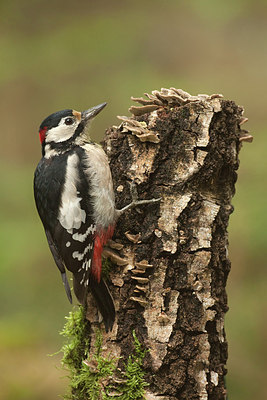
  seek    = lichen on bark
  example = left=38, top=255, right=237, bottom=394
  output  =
left=65, top=88, right=250, bottom=399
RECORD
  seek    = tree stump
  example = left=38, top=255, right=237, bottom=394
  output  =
left=68, top=88, right=251, bottom=400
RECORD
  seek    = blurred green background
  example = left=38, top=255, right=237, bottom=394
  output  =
left=0, top=0, right=266, bottom=399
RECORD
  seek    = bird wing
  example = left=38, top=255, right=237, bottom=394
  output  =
left=34, top=151, right=97, bottom=303
left=52, top=213, right=96, bottom=304
left=44, top=149, right=97, bottom=303
left=34, top=156, right=74, bottom=303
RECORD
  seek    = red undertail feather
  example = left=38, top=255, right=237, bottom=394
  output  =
left=92, top=225, right=115, bottom=282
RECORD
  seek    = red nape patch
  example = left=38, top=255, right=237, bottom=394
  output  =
left=92, top=225, right=115, bottom=283
left=39, top=126, right=48, bottom=144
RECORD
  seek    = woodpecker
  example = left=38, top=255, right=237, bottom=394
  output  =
left=34, top=103, right=116, bottom=331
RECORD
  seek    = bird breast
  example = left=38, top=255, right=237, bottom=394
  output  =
left=82, top=143, right=116, bottom=229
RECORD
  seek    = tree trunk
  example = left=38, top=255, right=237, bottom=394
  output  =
left=66, top=88, right=251, bottom=400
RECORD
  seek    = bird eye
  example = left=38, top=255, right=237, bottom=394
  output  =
left=65, top=117, right=74, bottom=125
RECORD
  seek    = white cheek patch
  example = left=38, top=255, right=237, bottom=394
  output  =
left=46, top=119, right=79, bottom=143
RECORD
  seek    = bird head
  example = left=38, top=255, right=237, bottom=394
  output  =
left=38, top=103, right=107, bottom=155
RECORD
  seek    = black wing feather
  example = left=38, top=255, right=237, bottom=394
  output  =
left=45, top=229, right=72, bottom=303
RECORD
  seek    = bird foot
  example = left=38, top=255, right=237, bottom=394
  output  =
left=116, top=182, right=161, bottom=216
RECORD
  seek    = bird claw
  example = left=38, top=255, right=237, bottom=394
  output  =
left=116, top=181, right=161, bottom=216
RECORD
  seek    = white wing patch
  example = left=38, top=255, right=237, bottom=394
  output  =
left=72, top=224, right=96, bottom=242
left=78, top=259, right=91, bottom=273
left=72, top=243, right=93, bottom=261
left=58, top=153, right=86, bottom=232
left=79, top=260, right=92, bottom=287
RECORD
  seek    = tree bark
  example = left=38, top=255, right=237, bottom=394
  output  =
left=82, top=88, right=250, bottom=400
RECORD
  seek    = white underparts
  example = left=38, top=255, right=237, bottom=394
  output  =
left=82, top=143, right=116, bottom=228
left=58, top=153, right=86, bottom=231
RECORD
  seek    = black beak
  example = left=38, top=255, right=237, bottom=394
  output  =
left=81, top=102, right=107, bottom=124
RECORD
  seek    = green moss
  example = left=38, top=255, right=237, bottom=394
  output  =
left=60, top=308, right=148, bottom=400
left=60, top=307, right=116, bottom=399
left=60, top=306, right=90, bottom=372
left=68, top=340, right=116, bottom=400
left=117, top=330, right=149, bottom=400
left=101, top=258, right=113, bottom=280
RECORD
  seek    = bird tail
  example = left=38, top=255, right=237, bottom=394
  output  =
left=73, top=272, right=115, bottom=332
left=89, top=275, right=115, bottom=332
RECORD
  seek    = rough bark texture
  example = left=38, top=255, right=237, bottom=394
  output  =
left=85, top=88, right=249, bottom=400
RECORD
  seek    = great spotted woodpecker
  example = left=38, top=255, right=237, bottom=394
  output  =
left=34, top=103, right=117, bottom=331
left=34, top=103, right=160, bottom=332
